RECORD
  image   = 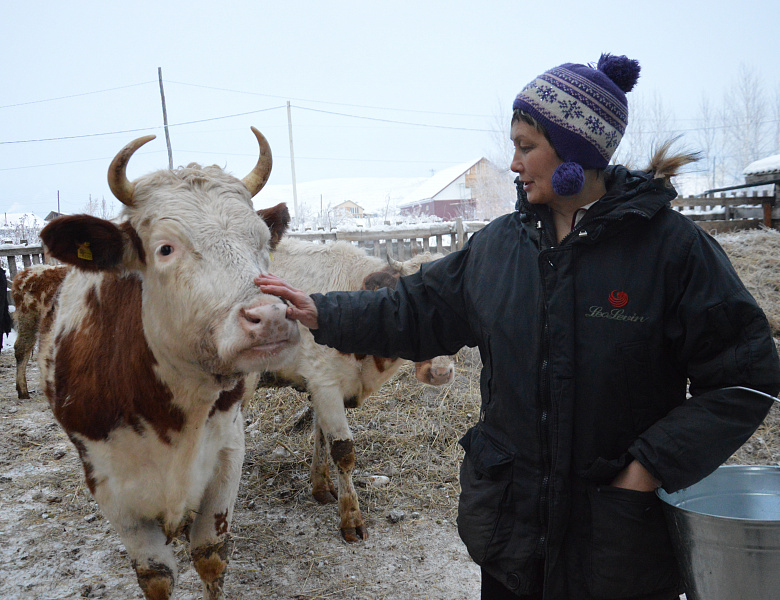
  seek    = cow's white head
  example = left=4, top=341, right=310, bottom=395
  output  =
left=41, top=128, right=300, bottom=385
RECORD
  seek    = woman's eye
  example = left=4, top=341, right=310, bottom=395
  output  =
left=520, top=146, right=533, bottom=153
left=160, top=245, right=173, bottom=256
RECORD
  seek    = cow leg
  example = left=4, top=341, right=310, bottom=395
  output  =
left=310, top=386, right=367, bottom=542
left=311, top=411, right=337, bottom=504
left=14, top=315, right=37, bottom=399
left=189, top=411, right=244, bottom=600
left=112, top=518, right=178, bottom=600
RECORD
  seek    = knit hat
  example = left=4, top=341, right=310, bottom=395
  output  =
left=512, top=53, right=640, bottom=196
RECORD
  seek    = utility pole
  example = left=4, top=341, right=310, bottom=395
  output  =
left=158, top=67, right=173, bottom=169
left=287, top=101, right=299, bottom=227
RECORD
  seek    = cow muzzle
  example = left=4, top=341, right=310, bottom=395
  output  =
left=233, top=300, right=300, bottom=368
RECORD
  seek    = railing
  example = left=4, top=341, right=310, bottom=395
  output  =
left=672, top=190, right=777, bottom=234
left=2, top=244, right=50, bottom=305
left=287, top=217, right=488, bottom=260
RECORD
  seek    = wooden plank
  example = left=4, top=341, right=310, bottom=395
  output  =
left=7, top=259, right=17, bottom=280
left=0, top=245, right=45, bottom=257
left=694, top=219, right=762, bottom=235
left=22, top=254, right=32, bottom=268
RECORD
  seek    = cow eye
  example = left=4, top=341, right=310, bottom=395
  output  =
left=159, top=245, right=174, bottom=256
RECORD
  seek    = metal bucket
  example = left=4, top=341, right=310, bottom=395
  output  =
left=658, top=465, right=780, bottom=600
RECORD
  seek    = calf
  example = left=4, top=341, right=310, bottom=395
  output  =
left=11, top=263, right=70, bottom=399
left=37, top=128, right=300, bottom=600
left=252, top=239, right=454, bottom=542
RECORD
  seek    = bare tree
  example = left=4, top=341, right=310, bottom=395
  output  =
left=695, top=95, right=724, bottom=190
left=486, top=98, right=514, bottom=171
left=721, top=64, right=770, bottom=184
left=82, top=195, right=117, bottom=220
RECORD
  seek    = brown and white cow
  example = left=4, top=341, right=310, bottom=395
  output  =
left=36, top=128, right=300, bottom=600
left=251, top=238, right=454, bottom=542
left=11, top=263, right=70, bottom=399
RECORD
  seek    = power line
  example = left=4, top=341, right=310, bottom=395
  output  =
left=292, top=105, right=493, bottom=132
left=165, top=80, right=491, bottom=119
left=0, top=105, right=287, bottom=145
left=0, top=81, right=156, bottom=109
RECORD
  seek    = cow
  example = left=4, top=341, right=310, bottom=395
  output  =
left=11, top=263, right=70, bottom=399
left=36, top=128, right=300, bottom=600
left=249, top=238, right=454, bottom=542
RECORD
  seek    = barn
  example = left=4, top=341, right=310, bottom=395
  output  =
left=398, top=158, right=512, bottom=220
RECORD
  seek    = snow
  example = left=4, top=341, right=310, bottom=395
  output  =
left=254, top=158, right=485, bottom=216
left=744, top=154, right=780, bottom=176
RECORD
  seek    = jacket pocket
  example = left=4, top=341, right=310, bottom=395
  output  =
left=456, top=423, right=514, bottom=564
left=587, top=485, right=681, bottom=599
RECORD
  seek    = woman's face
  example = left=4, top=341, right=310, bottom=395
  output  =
left=510, top=120, right=563, bottom=205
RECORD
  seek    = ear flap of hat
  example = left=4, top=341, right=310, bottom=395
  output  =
left=552, top=162, right=585, bottom=196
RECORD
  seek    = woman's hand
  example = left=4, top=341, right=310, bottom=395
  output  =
left=255, top=274, right=319, bottom=330
left=610, top=460, right=661, bottom=492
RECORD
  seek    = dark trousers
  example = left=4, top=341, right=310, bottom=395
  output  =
left=480, top=568, right=682, bottom=600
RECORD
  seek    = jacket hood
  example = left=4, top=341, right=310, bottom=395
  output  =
left=514, top=164, right=679, bottom=224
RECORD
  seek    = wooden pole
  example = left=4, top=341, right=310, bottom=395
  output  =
left=287, top=101, right=299, bottom=227
left=158, top=67, right=173, bottom=169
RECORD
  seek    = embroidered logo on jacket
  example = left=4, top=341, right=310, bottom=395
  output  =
left=586, top=291, right=648, bottom=323
left=608, top=290, right=629, bottom=308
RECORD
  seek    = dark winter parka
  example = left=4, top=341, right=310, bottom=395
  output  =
left=310, top=165, right=780, bottom=599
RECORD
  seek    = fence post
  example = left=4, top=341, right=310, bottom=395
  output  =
left=456, top=218, right=465, bottom=250
left=763, top=189, right=775, bottom=228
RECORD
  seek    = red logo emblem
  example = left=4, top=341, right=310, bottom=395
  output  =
left=608, top=291, right=629, bottom=308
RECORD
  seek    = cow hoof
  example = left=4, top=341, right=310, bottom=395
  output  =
left=312, top=488, right=337, bottom=504
left=341, top=525, right=368, bottom=543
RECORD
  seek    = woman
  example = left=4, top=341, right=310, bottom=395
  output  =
left=258, top=54, right=780, bottom=600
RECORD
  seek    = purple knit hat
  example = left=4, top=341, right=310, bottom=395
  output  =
left=512, top=54, right=640, bottom=196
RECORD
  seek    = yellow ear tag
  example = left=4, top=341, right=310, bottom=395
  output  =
left=270, top=252, right=274, bottom=261
left=77, top=242, right=93, bottom=261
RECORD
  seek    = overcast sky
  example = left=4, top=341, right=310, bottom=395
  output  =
left=3, top=1, right=779, bottom=219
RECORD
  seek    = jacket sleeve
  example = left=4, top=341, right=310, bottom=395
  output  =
left=629, top=228, right=780, bottom=493
left=310, top=245, right=478, bottom=361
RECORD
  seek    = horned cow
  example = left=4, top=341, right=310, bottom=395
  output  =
left=37, top=129, right=300, bottom=600
left=251, top=238, right=454, bottom=542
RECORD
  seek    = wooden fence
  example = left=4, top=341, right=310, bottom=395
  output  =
left=671, top=190, right=777, bottom=234
left=1, top=244, right=50, bottom=305
left=287, top=217, right=488, bottom=260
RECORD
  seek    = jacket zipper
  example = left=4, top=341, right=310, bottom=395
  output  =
left=536, top=241, right=554, bottom=560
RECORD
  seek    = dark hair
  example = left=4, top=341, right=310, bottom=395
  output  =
left=512, top=109, right=557, bottom=155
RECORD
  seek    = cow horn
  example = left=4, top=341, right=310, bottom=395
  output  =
left=107, top=135, right=156, bottom=206
left=242, top=127, right=273, bottom=198
left=386, top=254, right=403, bottom=271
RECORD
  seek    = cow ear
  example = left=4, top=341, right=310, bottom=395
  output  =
left=257, top=202, right=290, bottom=250
left=40, top=215, right=130, bottom=271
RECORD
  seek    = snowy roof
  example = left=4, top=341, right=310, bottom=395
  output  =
left=402, top=158, right=483, bottom=205
left=744, top=154, right=780, bottom=176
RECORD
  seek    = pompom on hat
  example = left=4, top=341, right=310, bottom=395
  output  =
left=513, top=53, right=640, bottom=196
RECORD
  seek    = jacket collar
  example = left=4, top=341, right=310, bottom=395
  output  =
left=515, top=165, right=678, bottom=227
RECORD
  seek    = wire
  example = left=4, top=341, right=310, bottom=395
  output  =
left=292, top=105, right=493, bottom=132
left=0, top=105, right=288, bottom=145
left=0, top=82, right=156, bottom=109
left=165, top=80, right=491, bottom=118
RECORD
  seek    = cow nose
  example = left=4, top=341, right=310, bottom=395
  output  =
left=429, top=363, right=455, bottom=384
left=239, top=302, right=290, bottom=338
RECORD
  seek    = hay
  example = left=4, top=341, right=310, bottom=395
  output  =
left=241, top=349, right=482, bottom=523
left=715, top=227, right=780, bottom=336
